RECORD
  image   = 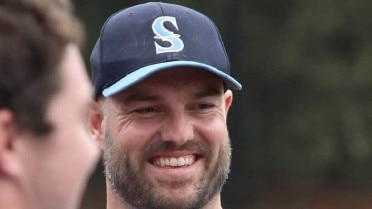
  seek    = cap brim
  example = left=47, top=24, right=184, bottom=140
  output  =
left=102, top=60, right=242, bottom=97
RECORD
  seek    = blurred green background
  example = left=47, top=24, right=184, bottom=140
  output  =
left=75, top=0, right=372, bottom=208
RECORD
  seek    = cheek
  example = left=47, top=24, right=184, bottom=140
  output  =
left=195, top=118, right=228, bottom=146
left=114, top=119, right=160, bottom=148
left=52, top=122, right=99, bottom=182
left=30, top=130, right=98, bottom=209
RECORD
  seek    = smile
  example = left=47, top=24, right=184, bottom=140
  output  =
left=152, top=155, right=196, bottom=167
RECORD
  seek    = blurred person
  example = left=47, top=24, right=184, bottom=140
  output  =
left=89, top=2, right=242, bottom=209
left=0, top=0, right=100, bottom=209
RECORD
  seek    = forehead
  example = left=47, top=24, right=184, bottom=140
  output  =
left=60, top=45, right=92, bottom=98
left=49, top=45, right=92, bottom=113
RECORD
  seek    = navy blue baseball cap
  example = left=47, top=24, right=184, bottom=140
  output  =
left=91, top=2, right=242, bottom=98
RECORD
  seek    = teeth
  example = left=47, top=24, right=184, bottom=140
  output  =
left=153, top=155, right=195, bottom=167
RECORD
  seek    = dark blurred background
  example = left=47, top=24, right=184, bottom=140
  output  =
left=75, top=0, right=372, bottom=208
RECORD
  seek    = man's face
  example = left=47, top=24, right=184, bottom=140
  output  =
left=101, top=68, right=233, bottom=209
left=25, top=45, right=100, bottom=209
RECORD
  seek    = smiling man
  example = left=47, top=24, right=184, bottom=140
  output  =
left=89, top=2, right=242, bottom=209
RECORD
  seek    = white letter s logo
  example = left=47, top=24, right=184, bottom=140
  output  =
left=152, top=16, right=184, bottom=54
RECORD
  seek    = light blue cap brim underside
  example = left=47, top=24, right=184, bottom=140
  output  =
left=102, top=61, right=242, bottom=97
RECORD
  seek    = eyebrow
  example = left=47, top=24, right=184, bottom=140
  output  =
left=193, top=87, right=223, bottom=99
left=121, top=93, right=161, bottom=105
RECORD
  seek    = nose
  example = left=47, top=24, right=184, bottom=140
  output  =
left=160, top=110, right=194, bottom=145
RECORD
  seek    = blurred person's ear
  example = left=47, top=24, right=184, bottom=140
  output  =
left=0, top=109, right=22, bottom=178
left=87, top=102, right=104, bottom=149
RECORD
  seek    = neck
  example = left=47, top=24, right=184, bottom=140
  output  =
left=200, top=194, right=223, bottom=209
left=106, top=180, right=133, bottom=209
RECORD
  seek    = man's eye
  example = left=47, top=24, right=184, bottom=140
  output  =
left=197, top=103, right=214, bottom=110
left=135, top=107, right=157, bottom=113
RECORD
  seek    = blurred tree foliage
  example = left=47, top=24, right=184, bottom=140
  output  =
left=75, top=0, right=372, bottom=208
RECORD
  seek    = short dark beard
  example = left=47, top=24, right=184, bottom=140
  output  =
left=103, top=131, right=231, bottom=209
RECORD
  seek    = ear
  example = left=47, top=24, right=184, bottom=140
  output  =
left=223, top=90, right=233, bottom=116
left=0, top=109, right=22, bottom=178
left=88, top=102, right=104, bottom=149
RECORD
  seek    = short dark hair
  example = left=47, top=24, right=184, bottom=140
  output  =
left=0, top=0, right=84, bottom=135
